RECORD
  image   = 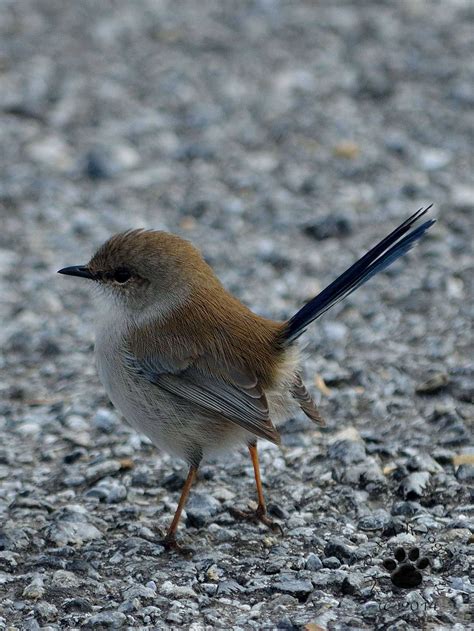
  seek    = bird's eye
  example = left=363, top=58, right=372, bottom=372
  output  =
left=113, top=268, right=132, bottom=283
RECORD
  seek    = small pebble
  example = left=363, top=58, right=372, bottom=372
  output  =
left=323, top=556, right=341, bottom=569
left=416, top=373, right=450, bottom=395
left=22, top=577, right=45, bottom=600
left=185, top=493, right=221, bottom=527
left=305, top=553, right=323, bottom=571
left=84, top=611, right=127, bottom=628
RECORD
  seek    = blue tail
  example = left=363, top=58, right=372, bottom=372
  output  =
left=282, top=206, right=435, bottom=345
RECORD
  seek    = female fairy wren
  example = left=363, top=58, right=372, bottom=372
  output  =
left=58, top=206, right=434, bottom=549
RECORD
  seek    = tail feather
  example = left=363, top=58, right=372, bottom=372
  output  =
left=291, top=374, right=325, bottom=426
left=282, top=206, right=435, bottom=345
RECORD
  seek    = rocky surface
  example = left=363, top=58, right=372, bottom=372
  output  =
left=0, top=1, right=473, bottom=629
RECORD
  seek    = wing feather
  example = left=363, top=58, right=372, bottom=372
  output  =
left=291, top=374, right=325, bottom=426
left=125, top=349, right=280, bottom=444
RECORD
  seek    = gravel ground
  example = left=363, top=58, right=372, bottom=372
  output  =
left=1, top=1, right=473, bottom=629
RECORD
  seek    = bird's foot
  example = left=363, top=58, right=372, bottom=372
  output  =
left=229, top=505, right=283, bottom=534
left=159, top=533, right=193, bottom=556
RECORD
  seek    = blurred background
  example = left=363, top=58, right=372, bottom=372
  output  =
left=0, top=1, right=472, bottom=628
left=1, top=0, right=471, bottom=417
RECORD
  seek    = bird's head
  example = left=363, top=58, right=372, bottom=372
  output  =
left=58, top=229, right=214, bottom=321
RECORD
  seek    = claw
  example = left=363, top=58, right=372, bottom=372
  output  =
left=229, top=506, right=283, bottom=534
left=160, top=534, right=194, bottom=556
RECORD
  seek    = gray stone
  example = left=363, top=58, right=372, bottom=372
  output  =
left=86, top=479, right=127, bottom=503
left=328, top=440, right=366, bottom=465
left=391, top=501, right=423, bottom=517
left=419, top=148, right=452, bottom=171
left=340, top=571, right=365, bottom=595
left=265, top=557, right=287, bottom=574
left=416, top=373, right=450, bottom=394
left=27, top=135, right=73, bottom=172
left=122, top=584, right=156, bottom=600
left=51, top=570, right=80, bottom=588
left=85, top=460, right=122, bottom=483
left=305, top=553, right=323, bottom=571
left=118, top=599, right=138, bottom=613
left=456, top=465, right=474, bottom=482
left=322, top=556, right=341, bottom=569
left=216, top=579, right=245, bottom=595
left=311, top=569, right=349, bottom=589
left=83, top=143, right=139, bottom=179
left=92, top=408, right=117, bottom=433
left=46, top=507, right=102, bottom=546
left=358, top=509, right=391, bottom=531
left=400, top=471, right=431, bottom=500
left=64, top=474, right=86, bottom=487
left=63, top=598, right=93, bottom=613
left=361, top=601, right=379, bottom=618
left=272, top=578, right=313, bottom=597
left=35, top=601, right=58, bottom=620
left=303, top=214, right=353, bottom=240
left=22, top=577, right=45, bottom=600
left=185, top=493, right=221, bottom=527
left=84, top=611, right=127, bottom=628
left=342, top=458, right=387, bottom=492
left=324, top=539, right=355, bottom=561
left=20, top=619, right=41, bottom=631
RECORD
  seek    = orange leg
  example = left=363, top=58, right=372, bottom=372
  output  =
left=162, top=465, right=197, bottom=550
left=229, top=443, right=283, bottom=533
left=249, top=443, right=267, bottom=518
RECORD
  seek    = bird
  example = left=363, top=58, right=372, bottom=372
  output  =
left=58, top=206, right=434, bottom=549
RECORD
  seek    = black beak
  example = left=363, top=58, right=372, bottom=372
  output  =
left=57, top=265, right=94, bottom=280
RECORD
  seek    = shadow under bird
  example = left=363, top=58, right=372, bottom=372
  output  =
left=58, top=206, right=434, bottom=549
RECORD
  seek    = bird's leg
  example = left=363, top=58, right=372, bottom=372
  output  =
left=249, top=442, right=269, bottom=521
left=229, top=443, right=282, bottom=533
left=161, top=465, right=197, bottom=551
